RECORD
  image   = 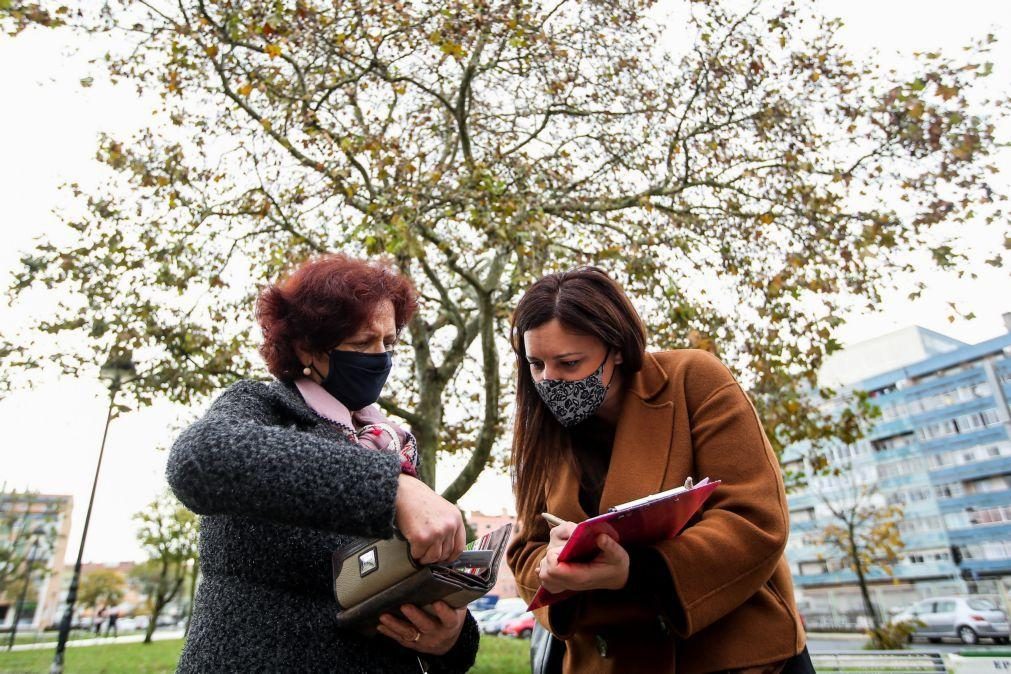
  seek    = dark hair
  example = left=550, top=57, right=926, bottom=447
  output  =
left=509, top=267, right=647, bottom=533
left=255, top=253, right=418, bottom=380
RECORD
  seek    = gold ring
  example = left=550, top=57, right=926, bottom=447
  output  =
left=411, top=630, right=422, bottom=643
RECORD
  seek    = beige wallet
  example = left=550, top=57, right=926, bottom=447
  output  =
left=332, top=524, right=512, bottom=633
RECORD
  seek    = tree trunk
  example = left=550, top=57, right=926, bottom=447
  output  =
left=145, top=561, right=171, bottom=644
left=412, top=375, right=444, bottom=488
left=441, top=294, right=500, bottom=504
left=850, top=523, right=880, bottom=632
left=184, top=562, right=199, bottom=638
left=143, top=602, right=159, bottom=644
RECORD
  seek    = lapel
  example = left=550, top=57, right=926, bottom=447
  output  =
left=547, top=353, right=676, bottom=519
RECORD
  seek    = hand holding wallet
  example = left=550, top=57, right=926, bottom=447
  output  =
left=332, top=523, right=513, bottom=633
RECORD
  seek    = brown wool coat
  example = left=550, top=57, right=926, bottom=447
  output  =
left=506, top=349, right=806, bottom=674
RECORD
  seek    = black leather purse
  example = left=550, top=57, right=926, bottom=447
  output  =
left=530, top=621, right=566, bottom=674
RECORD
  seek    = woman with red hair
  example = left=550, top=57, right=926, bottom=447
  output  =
left=167, top=254, right=479, bottom=673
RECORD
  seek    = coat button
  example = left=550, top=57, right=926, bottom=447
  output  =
left=595, top=634, right=609, bottom=658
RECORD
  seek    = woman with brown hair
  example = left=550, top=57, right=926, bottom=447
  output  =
left=168, top=254, right=479, bottom=673
left=505, top=267, right=812, bottom=674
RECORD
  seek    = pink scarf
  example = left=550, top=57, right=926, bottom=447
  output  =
left=294, top=378, right=419, bottom=477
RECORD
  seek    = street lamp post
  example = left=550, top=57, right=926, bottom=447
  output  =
left=50, top=351, right=134, bottom=674
left=7, top=528, right=45, bottom=650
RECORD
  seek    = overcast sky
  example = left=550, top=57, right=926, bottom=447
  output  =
left=1, top=1, right=1009, bottom=564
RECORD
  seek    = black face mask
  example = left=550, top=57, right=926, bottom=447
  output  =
left=317, top=349, right=393, bottom=411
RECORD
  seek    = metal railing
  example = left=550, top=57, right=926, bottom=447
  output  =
left=812, top=651, right=948, bottom=673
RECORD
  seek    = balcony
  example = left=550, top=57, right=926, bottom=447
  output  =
left=867, top=418, right=915, bottom=441
left=947, top=522, right=1011, bottom=544
left=937, top=489, right=1011, bottom=514
left=961, top=559, right=1011, bottom=576
left=793, top=562, right=955, bottom=588
left=930, top=456, right=1011, bottom=484
left=909, top=397, right=996, bottom=427
left=900, top=531, right=951, bottom=549
left=920, top=426, right=1009, bottom=455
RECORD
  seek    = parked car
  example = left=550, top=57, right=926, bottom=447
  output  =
left=500, top=612, right=536, bottom=639
left=470, top=608, right=498, bottom=623
left=116, top=617, right=138, bottom=632
left=479, top=607, right=527, bottom=635
left=891, top=596, right=1010, bottom=645
left=156, top=614, right=183, bottom=628
left=469, top=596, right=499, bottom=612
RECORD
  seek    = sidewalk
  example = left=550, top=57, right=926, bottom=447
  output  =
left=6, top=629, right=184, bottom=652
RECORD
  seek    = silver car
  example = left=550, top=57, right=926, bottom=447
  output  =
left=892, top=596, right=1010, bottom=645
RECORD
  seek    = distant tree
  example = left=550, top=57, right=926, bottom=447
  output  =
left=4, top=0, right=1008, bottom=496
left=0, top=489, right=57, bottom=600
left=0, top=1, right=69, bottom=35
left=182, top=558, right=199, bottom=638
left=132, top=492, right=199, bottom=644
left=815, top=465, right=904, bottom=644
left=78, top=568, right=126, bottom=618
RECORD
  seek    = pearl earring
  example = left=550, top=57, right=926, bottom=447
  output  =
left=303, top=366, right=312, bottom=376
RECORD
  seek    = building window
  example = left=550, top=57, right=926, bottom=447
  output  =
left=935, top=482, right=964, bottom=499
left=899, top=515, right=943, bottom=535
left=969, top=506, right=1011, bottom=526
left=904, top=548, right=951, bottom=565
left=790, top=507, right=815, bottom=523
left=966, top=475, right=1011, bottom=494
left=872, top=432, right=915, bottom=453
left=958, top=540, right=1011, bottom=561
left=918, top=419, right=958, bottom=442
left=799, top=560, right=829, bottom=576
left=928, top=442, right=1011, bottom=472
left=879, top=457, right=926, bottom=479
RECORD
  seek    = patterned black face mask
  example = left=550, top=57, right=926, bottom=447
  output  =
left=534, top=354, right=612, bottom=427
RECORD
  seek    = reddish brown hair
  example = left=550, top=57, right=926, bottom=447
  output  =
left=255, top=254, right=418, bottom=380
left=510, top=267, right=647, bottom=533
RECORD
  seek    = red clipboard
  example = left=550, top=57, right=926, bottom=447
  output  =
left=527, top=478, right=720, bottom=611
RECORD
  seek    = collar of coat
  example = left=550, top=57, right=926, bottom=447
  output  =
left=627, top=352, right=669, bottom=401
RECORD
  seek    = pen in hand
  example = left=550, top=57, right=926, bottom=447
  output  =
left=541, top=512, right=566, bottom=528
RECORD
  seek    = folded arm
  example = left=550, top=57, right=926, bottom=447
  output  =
left=167, top=380, right=402, bottom=537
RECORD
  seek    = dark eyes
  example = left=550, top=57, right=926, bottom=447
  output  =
left=528, top=360, right=580, bottom=370
left=349, top=340, right=396, bottom=351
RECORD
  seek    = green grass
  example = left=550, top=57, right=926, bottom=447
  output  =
left=472, top=635, right=529, bottom=673
left=0, top=636, right=529, bottom=673
left=0, top=639, right=183, bottom=673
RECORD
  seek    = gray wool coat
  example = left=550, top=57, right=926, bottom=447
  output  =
left=167, top=379, right=480, bottom=673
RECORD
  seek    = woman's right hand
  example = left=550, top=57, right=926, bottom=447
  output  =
left=538, top=522, right=629, bottom=593
left=394, top=473, right=466, bottom=564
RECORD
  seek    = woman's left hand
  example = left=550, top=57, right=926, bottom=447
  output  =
left=539, top=531, right=630, bottom=593
left=377, top=601, right=466, bottom=656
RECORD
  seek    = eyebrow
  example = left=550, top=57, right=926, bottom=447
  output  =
left=350, top=330, right=396, bottom=341
left=527, top=352, right=584, bottom=361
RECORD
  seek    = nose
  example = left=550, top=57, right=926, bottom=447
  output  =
left=364, top=338, right=387, bottom=354
left=540, top=364, right=567, bottom=381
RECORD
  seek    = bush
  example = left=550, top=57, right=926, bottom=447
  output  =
left=864, top=620, right=924, bottom=650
